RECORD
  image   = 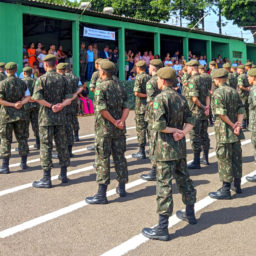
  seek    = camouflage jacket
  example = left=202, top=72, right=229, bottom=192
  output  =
left=181, top=73, right=190, bottom=100
left=0, top=75, right=27, bottom=123
left=145, top=75, right=161, bottom=124
left=200, top=72, right=212, bottom=91
left=187, top=73, right=210, bottom=120
left=152, top=87, right=195, bottom=161
left=248, top=84, right=256, bottom=131
left=32, top=70, right=73, bottom=126
left=90, top=71, right=100, bottom=89
left=237, top=73, right=250, bottom=100
left=94, top=77, right=129, bottom=137
left=210, top=69, right=217, bottom=94
left=227, top=72, right=238, bottom=90
left=0, top=72, right=7, bottom=81
left=213, top=83, right=245, bottom=143
left=134, top=72, right=151, bottom=114
left=22, top=76, right=39, bottom=110
left=233, top=72, right=239, bottom=79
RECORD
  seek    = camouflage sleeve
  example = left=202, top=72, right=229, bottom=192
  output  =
left=133, top=76, right=141, bottom=92
left=146, top=82, right=154, bottom=102
left=183, top=100, right=195, bottom=126
left=188, top=79, right=199, bottom=97
left=32, top=78, right=44, bottom=100
left=122, top=86, right=130, bottom=109
left=94, top=85, right=107, bottom=112
left=63, top=77, right=73, bottom=99
left=214, top=91, right=226, bottom=116
left=236, top=92, right=245, bottom=114
left=21, top=80, right=27, bottom=96
left=237, top=76, right=243, bottom=86
left=90, top=72, right=97, bottom=89
left=152, top=95, right=166, bottom=131
left=250, top=88, right=256, bottom=108
left=0, top=80, right=5, bottom=99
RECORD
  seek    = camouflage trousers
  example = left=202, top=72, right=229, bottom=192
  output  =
left=0, top=120, right=29, bottom=157
left=135, top=113, right=148, bottom=146
left=95, top=135, right=128, bottom=185
left=72, top=113, right=80, bottom=133
left=189, top=118, right=210, bottom=154
left=66, top=113, right=74, bottom=146
left=26, top=108, right=39, bottom=139
left=251, top=131, right=256, bottom=161
left=216, top=141, right=242, bottom=183
left=147, top=123, right=156, bottom=168
left=156, top=159, right=197, bottom=216
left=39, top=125, right=70, bottom=171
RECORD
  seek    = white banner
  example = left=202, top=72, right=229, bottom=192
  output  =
left=83, top=27, right=116, bottom=41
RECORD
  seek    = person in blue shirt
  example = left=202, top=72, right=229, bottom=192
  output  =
left=86, top=45, right=94, bottom=81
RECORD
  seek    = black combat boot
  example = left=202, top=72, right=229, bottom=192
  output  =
left=116, top=183, right=127, bottom=197
left=68, top=145, right=74, bottom=158
left=58, top=166, right=69, bottom=183
left=35, top=137, right=40, bottom=150
left=75, top=130, right=79, bottom=142
left=85, top=184, right=108, bottom=204
left=176, top=204, right=197, bottom=225
left=209, top=182, right=231, bottom=199
left=246, top=175, right=256, bottom=182
left=233, top=178, right=242, bottom=194
left=141, top=166, right=156, bottom=181
left=142, top=215, right=169, bottom=241
left=20, top=156, right=29, bottom=170
left=0, top=157, right=10, bottom=174
left=32, top=170, right=52, bottom=188
left=200, top=150, right=209, bottom=165
left=188, top=153, right=201, bottom=169
left=132, top=145, right=146, bottom=159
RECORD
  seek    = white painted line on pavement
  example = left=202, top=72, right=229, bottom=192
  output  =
left=100, top=167, right=256, bottom=256
left=0, top=133, right=216, bottom=197
left=0, top=137, right=248, bottom=239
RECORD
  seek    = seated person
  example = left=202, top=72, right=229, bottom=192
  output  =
left=78, top=82, right=94, bottom=115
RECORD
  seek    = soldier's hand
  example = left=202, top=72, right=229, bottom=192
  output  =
left=115, top=120, right=124, bottom=130
left=14, top=102, right=22, bottom=109
left=204, top=107, right=210, bottom=117
left=234, top=126, right=241, bottom=136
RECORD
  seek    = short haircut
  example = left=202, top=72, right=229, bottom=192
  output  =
left=46, top=59, right=56, bottom=68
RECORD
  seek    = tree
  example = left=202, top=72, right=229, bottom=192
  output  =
left=89, top=0, right=172, bottom=22
left=220, top=0, right=256, bottom=42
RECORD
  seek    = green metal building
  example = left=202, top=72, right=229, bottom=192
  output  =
left=1, top=0, right=256, bottom=79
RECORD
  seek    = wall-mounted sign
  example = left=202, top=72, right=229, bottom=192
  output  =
left=83, top=27, right=116, bottom=41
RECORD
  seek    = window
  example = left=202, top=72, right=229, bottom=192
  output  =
left=233, top=51, right=242, bottom=59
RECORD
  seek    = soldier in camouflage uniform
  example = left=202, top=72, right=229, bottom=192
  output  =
left=181, top=65, right=190, bottom=100
left=246, top=68, right=256, bottom=182
left=85, top=60, right=130, bottom=204
left=141, top=59, right=163, bottom=181
left=65, top=66, right=81, bottom=142
left=32, top=54, right=73, bottom=188
left=22, top=66, right=40, bottom=150
left=186, top=60, right=210, bottom=169
left=209, top=61, right=217, bottom=125
left=245, top=62, right=252, bottom=74
left=223, top=63, right=238, bottom=90
left=142, top=67, right=197, bottom=241
left=0, top=62, right=7, bottom=81
left=89, top=58, right=102, bottom=93
left=231, top=66, right=238, bottom=79
left=0, top=62, right=30, bottom=174
left=237, top=65, right=250, bottom=129
left=132, top=60, right=151, bottom=159
left=209, top=68, right=244, bottom=199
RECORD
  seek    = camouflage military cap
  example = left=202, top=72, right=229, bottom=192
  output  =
left=223, top=63, right=231, bottom=68
left=95, top=58, right=103, bottom=64
left=211, top=68, right=228, bottom=79
left=209, top=61, right=216, bottom=66
left=157, top=67, right=176, bottom=81
left=43, top=54, right=57, bottom=62
left=237, top=65, right=245, bottom=70
left=252, top=64, right=256, bottom=68
left=136, top=60, right=146, bottom=68
left=0, top=62, right=5, bottom=68
left=5, top=62, right=17, bottom=70
left=198, top=65, right=205, bottom=69
left=247, top=68, right=256, bottom=77
left=150, top=59, right=163, bottom=68
left=100, top=60, right=115, bottom=73
left=245, top=62, right=252, bottom=67
left=56, top=63, right=67, bottom=70
left=23, top=66, right=33, bottom=73
left=186, top=60, right=199, bottom=66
